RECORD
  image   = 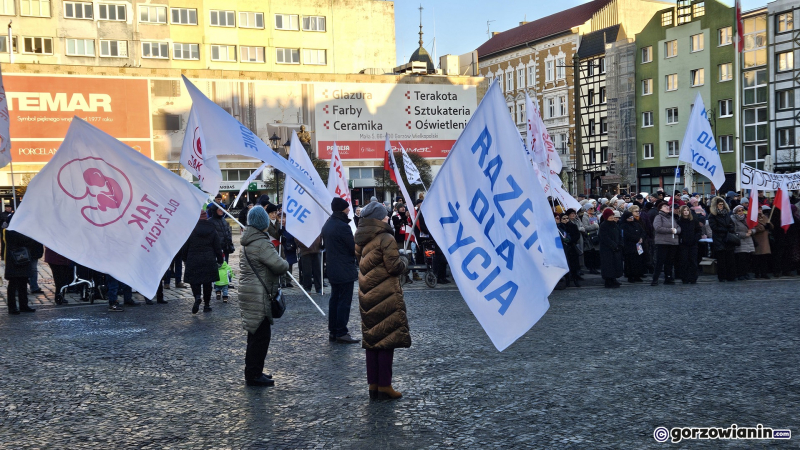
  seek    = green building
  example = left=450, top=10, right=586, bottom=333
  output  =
left=635, top=0, right=736, bottom=195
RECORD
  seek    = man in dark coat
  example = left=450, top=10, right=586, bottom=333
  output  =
left=182, top=210, right=224, bottom=314
left=599, top=209, right=623, bottom=288
left=207, top=203, right=234, bottom=262
left=4, top=224, right=39, bottom=314
left=321, top=197, right=359, bottom=344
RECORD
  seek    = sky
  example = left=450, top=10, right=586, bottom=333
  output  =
left=394, top=0, right=767, bottom=67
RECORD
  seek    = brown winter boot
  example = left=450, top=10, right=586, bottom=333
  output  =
left=377, top=385, right=402, bottom=400
left=368, top=384, right=378, bottom=400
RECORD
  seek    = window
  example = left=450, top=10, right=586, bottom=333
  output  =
left=718, top=99, right=732, bottom=117
left=691, top=69, right=704, bottom=87
left=152, top=113, right=181, bottom=131
left=508, top=103, right=514, bottom=117
left=665, top=74, right=678, bottom=91
left=517, top=68, right=524, bottom=90
left=21, top=0, right=50, bottom=17
left=505, top=71, right=513, bottom=92
left=99, top=3, right=125, bottom=21
left=239, top=12, right=264, bottom=29
left=139, top=5, right=166, bottom=23
left=142, top=41, right=168, bottom=59
left=600, top=118, right=607, bottom=134
left=547, top=98, right=555, bottom=118
left=152, top=80, right=180, bottom=97
left=559, top=95, right=567, bottom=116
left=589, top=147, right=597, bottom=164
left=588, top=119, right=595, bottom=136
left=743, top=69, right=767, bottom=105
left=588, top=89, right=595, bottom=106
left=99, top=40, right=127, bottom=57
left=661, top=11, right=672, bottom=27
left=743, top=107, right=767, bottom=142
left=587, top=60, right=594, bottom=76
left=598, top=57, right=605, bottom=74
left=642, top=78, right=653, bottom=95
left=719, top=135, right=733, bottom=153
left=240, top=46, right=265, bottom=63
left=275, top=13, right=299, bottom=30
left=642, top=111, right=653, bottom=128
left=777, top=51, right=794, bottom=72
left=599, top=87, right=606, bottom=104
left=0, top=0, right=15, bottom=15
left=302, top=16, right=326, bottom=31
left=692, top=2, right=705, bottom=18
left=276, top=47, right=299, bottom=64
left=64, top=1, right=92, bottom=19
left=690, top=34, right=704, bottom=52
left=211, top=44, right=236, bottom=62
left=210, top=10, right=235, bottom=27
left=719, top=63, right=732, bottom=82
left=743, top=15, right=767, bottom=68
left=643, top=144, right=654, bottom=159
left=545, top=61, right=554, bottom=82
left=516, top=102, right=524, bottom=124
left=303, top=49, right=326, bottom=65
left=666, top=107, right=678, bottom=124
left=777, top=90, right=794, bottom=110
left=641, top=46, right=652, bottom=63
left=22, top=36, right=52, bottom=54
left=677, top=3, right=691, bottom=24
left=718, top=27, right=732, bottom=46
left=744, top=144, right=769, bottom=170
left=556, top=57, right=565, bottom=79
left=172, top=43, right=199, bottom=60
left=66, top=38, right=94, bottom=56
left=527, top=66, right=535, bottom=87
left=171, top=8, right=197, bottom=25
left=665, top=40, right=677, bottom=58
left=776, top=12, right=794, bottom=33
left=601, top=146, right=608, bottom=163
left=777, top=128, right=795, bottom=148
left=0, top=36, right=9, bottom=52
left=559, top=134, right=568, bottom=154
left=667, top=140, right=679, bottom=157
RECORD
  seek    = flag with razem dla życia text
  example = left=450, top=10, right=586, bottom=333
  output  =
left=8, top=117, right=208, bottom=299
left=679, top=92, right=725, bottom=189
left=420, top=81, right=568, bottom=351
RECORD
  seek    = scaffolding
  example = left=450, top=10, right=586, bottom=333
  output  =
left=605, top=39, right=637, bottom=191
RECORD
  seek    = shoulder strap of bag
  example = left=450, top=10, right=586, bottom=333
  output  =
left=242, top=246, right=271, bottom=297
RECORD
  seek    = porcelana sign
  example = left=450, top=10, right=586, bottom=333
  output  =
left=740, top=164, right=800, bottom=191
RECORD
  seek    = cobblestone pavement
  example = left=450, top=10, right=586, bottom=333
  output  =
left=1, top=254, right=798, bottom=448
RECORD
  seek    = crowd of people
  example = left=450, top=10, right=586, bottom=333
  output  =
left=555, top=188, right=800, bottom=288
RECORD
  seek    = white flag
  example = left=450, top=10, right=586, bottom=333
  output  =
left=420, top=82, right=568, bottom=352
left=327, top=143, right=355, bottom=232
left=284, top=131, right=331, bottom=246
left=0, top=65, right=12, bottom=169
left=679, top=92, right=725, bottom=189
left=231, top=161, right=269, bottom=210
left=180, top=106, right=222, bottom=195
left=8, top=118, right=208, bottom=299
left=385, top=136, right=416, bottom=220
left=525, top=92, right=548, bottom=166
left=181, top=75, right=331, bottom=212
left=401, top=144, right=423, bottom=185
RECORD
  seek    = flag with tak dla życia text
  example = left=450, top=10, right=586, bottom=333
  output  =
left=679, top=92, right=725, bottom=189
left=8, top=117, right=208, bottom=299
left=284, top=131, right=332, bottom=246
left=420, top=81, right=569, bottom=351
left=180, top=106, right=222, bottom=195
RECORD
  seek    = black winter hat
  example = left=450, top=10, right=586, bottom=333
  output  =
left=331, top=197, right=349, bottom=212
left=258, top=195, right=271, bottom=207
left=266, top=204, right=279, bottom=214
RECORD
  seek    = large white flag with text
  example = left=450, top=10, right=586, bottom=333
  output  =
left=420, top=82, right=568, bottom=351
left=284, top=132, right=332, bottom=245
left=327, top=143, right=355, bottom=232
left=9, top=118, right=208, bottom=299
left=180, top=106, right=222, bottom=195
left=679, top=92, right=725, bottom=189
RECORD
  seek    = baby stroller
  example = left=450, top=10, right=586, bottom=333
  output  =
left=399, top=238, right=438, bottom=288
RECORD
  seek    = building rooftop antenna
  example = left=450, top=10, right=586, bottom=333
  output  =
left=487, top=20, right=495, bottom=38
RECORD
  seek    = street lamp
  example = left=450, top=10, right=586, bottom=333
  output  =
left=283, top=139, right=292, bottom=156
left=269, top=132, right=281, bottom=150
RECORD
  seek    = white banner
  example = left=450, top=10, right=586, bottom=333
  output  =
left=327, top=143, right=355, bottom=232
left=525, top=92, right=548, bottom=166
left=740, top=163, right=800, bottom=191
left=284, top=132, right=331, bottom=246
left=9, top=118, right=208, bottom=299
left=181, top=75, right=331, bottom=210
left=420, top=82, right=569, bottom=352
left=0, top=65, right=11, bottom=169
left=679, top=92, right=725, bottom=189
left=401, top=144, right=423, bottom=185
left=180, top=106, right=222, bottom=195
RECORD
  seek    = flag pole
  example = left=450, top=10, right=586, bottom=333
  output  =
left=9, top=160, right=16, bottom=208
left=207, top=198, right=325, bottom=316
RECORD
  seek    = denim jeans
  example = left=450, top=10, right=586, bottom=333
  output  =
left=107, top=275, right=132, bottom=305
left=29, top=260, right=40, bottom=291
left=328, top=282, right=354, bottom=338
left=214, top=285, right=229, bottom=296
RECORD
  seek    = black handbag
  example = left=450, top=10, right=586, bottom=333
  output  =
left=242, top=246, right=286, bottom=319
left=725, top=232, right=741, bottom=247
left=587, top=231, right=600, bottom=246
left=10, top=247, right=31, bottom=265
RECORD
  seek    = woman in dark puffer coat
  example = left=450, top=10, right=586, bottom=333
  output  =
left=182, top=209, right=223, bottom=314
left=354, top=201, right=410, bottom=401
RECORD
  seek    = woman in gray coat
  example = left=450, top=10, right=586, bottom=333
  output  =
left=732, top=205, right=755, bottom=281
left=239, top=206, right=289, bottom=387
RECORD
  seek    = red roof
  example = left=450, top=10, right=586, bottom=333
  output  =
left=476, top=0, right=614, bottom=58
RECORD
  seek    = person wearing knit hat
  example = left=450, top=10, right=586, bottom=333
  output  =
left=321, top=192, right=359, bottom=344
left=258, top=194, right=271, bottom=208
left=601, top=207, right=615, bottom=222
left=247, top=206, right=270, bottom=231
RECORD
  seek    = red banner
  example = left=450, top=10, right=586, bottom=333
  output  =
left=317, top=140, right=453, bottom=160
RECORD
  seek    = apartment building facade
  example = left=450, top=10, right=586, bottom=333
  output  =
left=768, top=0, right=799, bottom=172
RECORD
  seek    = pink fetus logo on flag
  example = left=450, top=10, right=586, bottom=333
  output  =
left=57, top=157, right=133, bottom=227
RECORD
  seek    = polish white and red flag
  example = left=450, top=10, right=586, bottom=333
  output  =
left=327, top=142, right=356, bottom=232
left=736, top=0, right=744, bottom=52
left=773, top=182, right=794, bottom=232
left=384, top=135, right=415, bottom=221
left=746, top=189, right=759, bottom=229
